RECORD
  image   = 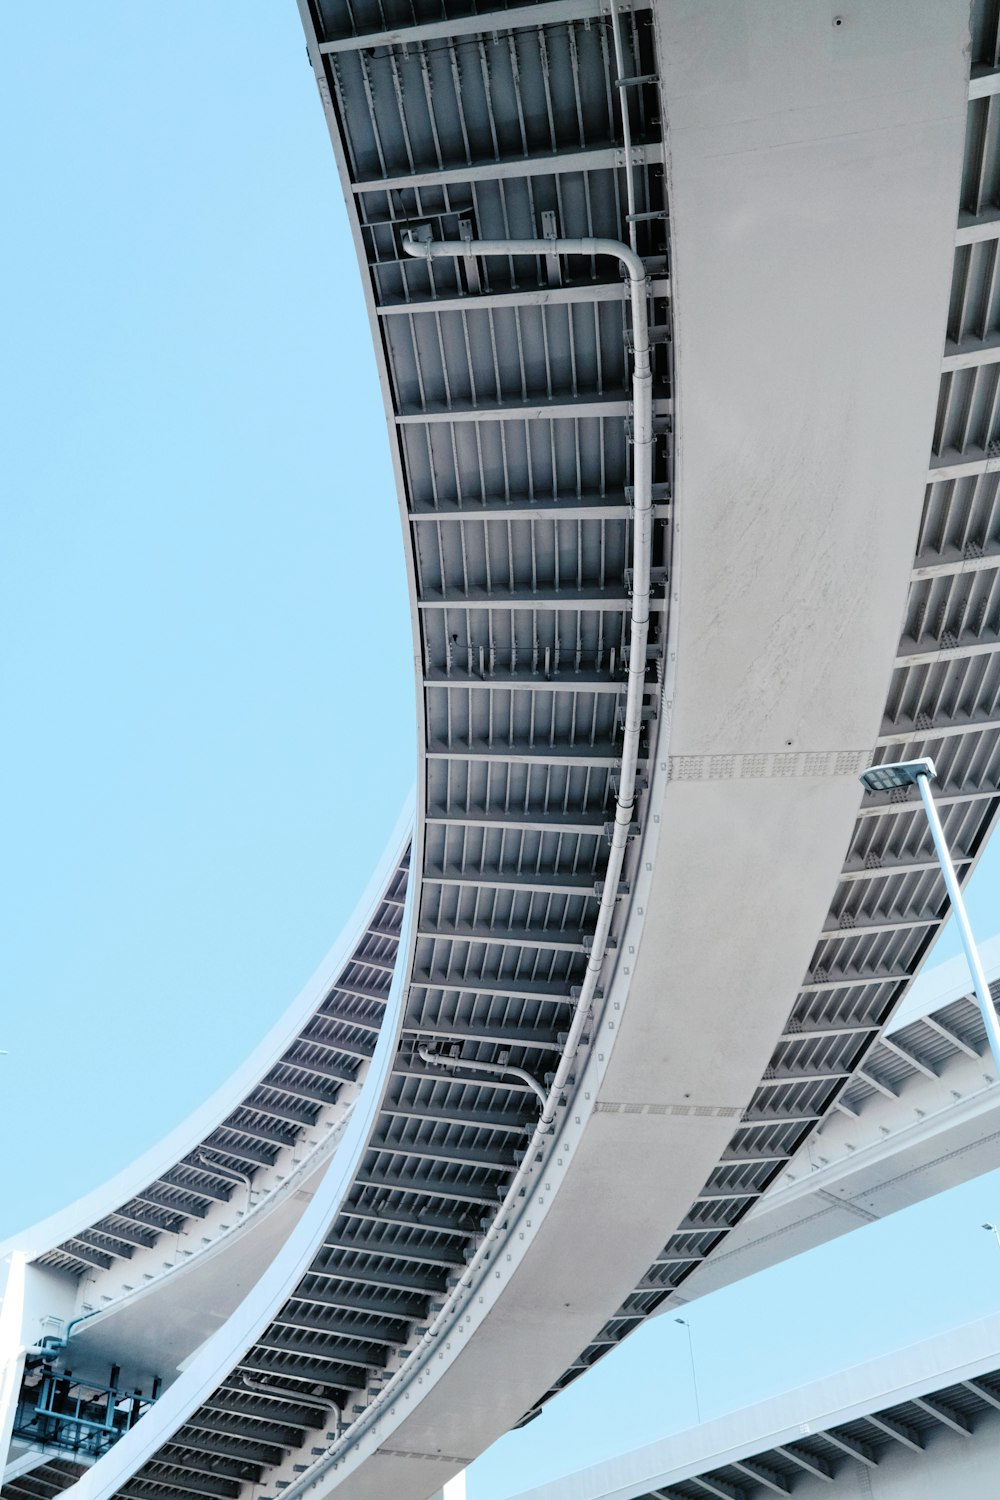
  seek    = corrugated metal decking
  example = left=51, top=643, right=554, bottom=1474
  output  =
left=16, top=4, right=1000, bottom=1499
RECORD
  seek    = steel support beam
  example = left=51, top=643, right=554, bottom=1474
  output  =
left=353, top=1169, right=498, bottom=1207
left=287, top=1286, right=426, bottom=1322
left=731, top=1458, right=792, bottom=1495
left=818, top=912, right=939, bottom=939
left=774, top=1446, right=833, bottom=1482
left=912, top=543, right=1000, bottom=578
left=879, top=712, right=1000, bottom=748
left=823, top=1430, right=879, bottom=1468
left=895, top=632, right=1000, bottom=667
left=912, top=1395, right=972, bottom=1435
left=396, top=394, right=670, bottom=425
left=425, top=741, right=624, bottom=766
left=857, top=783, right=1000, bottom=819
left=838, top=857, right=969, bottom=882
left=410, top=970, right=583, bottom=1002
left=866, top=1414, right=924, bottom=1452
left=402, top=1020, right=562, bottom=1049
left=423, top=863, right=609, bottom=891
left=319, top=1236, right=462, bottom=1268
left=379, top=279, right=658, bottom=317
left=425, top=805, right=620, bottom=834
left=318, top=0, right=648, bottom=53
left=410, top=492, right=670, bottom=521
left=415, top=919, right=589, bottom=950
left=419, top=586, right=637, bottom=610
left=924, top=1013, right=982, bottom=1058
left=799, top=969, right=911, bottom=993
left=353, top=141, right=666, bottom=195
left=424, top=670, right=628, bottom=695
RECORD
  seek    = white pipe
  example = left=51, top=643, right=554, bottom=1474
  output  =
left=417, top=1044, right=548, bottom=1110
left=59, top=879, right=418, bottom=1500
left=915, top=772, right=1000, bottom=1072
left=343, top=225, right=654, bottom=1443
left=403, top=228, right=651, bottom=1136
left=195, top=1150, right=254, bottom=1216
left=608, top=0, right=639, bottom=252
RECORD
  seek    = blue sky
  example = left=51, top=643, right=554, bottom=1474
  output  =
left=1, top=6, right=413, bottom=1226
left=3, top=9, right=1000, bottom=1500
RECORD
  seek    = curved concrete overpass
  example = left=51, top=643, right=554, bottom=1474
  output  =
left=3, top=3, right=999, bottom=1500
left=0, top=812, right=413, bottom=1466
left=2, top=811, right=411, bottom=1283
left=671, top=940, right=1000, bottom=1305
left=505, top=1313, right=1000, bottom=1500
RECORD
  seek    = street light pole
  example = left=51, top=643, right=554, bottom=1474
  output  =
left=859, top=757, right=1000, bottom=1074
left=674, top=1317, right=702, bottom=1424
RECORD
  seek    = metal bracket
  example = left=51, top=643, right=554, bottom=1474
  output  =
left=458, top=217, right=481, bottom=294
left=604, top=819, right=641, bottom=842
left=616, top=701, right=656, bottom=731
left=582, top=934, right=617, bottom=954
left=623, top=636, right=662, bottom=663
left=625, top=415, right=670, bottom=442
left=625, top=481, right=670, bottom=511
left=627, top=323, right=671, bottom=350
left=624, top=565, right=668, bottom=593
left=541, top=209, right=561, bottom=288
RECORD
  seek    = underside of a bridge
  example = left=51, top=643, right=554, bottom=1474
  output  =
left=7, top=3, right=1000, bottom=1500
left=504, top=1312, right=1000, bottom=1500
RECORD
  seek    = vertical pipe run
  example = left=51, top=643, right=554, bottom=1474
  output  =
left=609, top=0, right=639, bottom=252
left=916, top=772, right=1000, bottom=1072
left=368, top=230, right=658, bottom=1428
left=402, top=229, right=653, bottom=1132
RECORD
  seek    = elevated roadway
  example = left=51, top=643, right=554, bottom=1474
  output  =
left=2, top=3, right=998, bottom=1500
left=0, top=815, right=412, bottom=1464
left=505, top=1314, right=1000, bottom=1500
left=663, top=940, right=1000, bottom=1307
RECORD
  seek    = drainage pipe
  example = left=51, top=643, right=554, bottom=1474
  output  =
left=341, top=226, right=654, bottom=1433
left=417, top=1044, right=548, bottom=1110
left=403, top=227, right=652, bottom=1142
left=195, top=1149, right=254, bottom=1216
left=609, top=0, right=639, bottom=251
left=28, top=1307, right=105, bottom=1363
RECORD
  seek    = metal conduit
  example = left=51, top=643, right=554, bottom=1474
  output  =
left=609, top=0, right=639, bottom=252
left=402, top=228, right=653, bottom=1140
left=417, top=1043, right=549, bottom=1110
left=195, top=1150, right=254, bottom=1214
left=307, top=226, right=657, bottom=1458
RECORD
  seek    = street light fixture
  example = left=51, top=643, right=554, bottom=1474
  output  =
left=858, top=758, right=937, bottom=795
left=859, top=757, right=1000, bottom=1072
